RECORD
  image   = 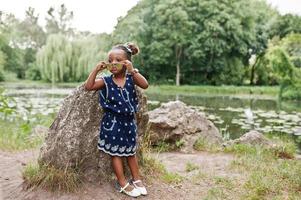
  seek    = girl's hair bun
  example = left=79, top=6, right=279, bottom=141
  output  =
left=126, top=42, right=139, bottom=55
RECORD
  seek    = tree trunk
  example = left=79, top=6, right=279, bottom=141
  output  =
left=250, top=54, right=262, bottom=85
left=175, top=46, right=182, bottom=86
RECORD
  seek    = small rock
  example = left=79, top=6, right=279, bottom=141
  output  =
left=223, top=130, right=272, bottom=147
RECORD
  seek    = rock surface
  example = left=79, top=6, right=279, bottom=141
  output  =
left=223, top=130, right=272, bottom=147
left=38, top=83, right=149, bottom=182
left=148, top=101, right=222, bottom=152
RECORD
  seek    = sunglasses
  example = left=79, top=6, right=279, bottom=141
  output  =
left=105, top=63, right=124, bottom=70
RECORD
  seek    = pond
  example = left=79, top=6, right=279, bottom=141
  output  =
left=2, top=84, right=301, bottom=153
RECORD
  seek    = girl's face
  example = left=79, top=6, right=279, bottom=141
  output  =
left=107, top=49, right=127, bottom=75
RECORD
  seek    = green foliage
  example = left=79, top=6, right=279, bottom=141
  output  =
left=36, top=33, right=110, bottom=83
left=271, top=14, right=301, bottom=39
left=0, top=87, right=15, bottom=116
left=45, top=4, right=74, bottom=36
left=255, top=34, right=301, bottom=99
left=1, top=1, right=300, bottom=89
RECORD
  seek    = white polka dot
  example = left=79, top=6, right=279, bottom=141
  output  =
left=112, top=97, right=114, bottom=100
left=118, top=129, right=120, bottom=132
left=105, top=135, right=107, bottom=138
left=106, top=123, right=109, bottom=125
left=128, top=83, right=130, bottom=86
left=118, top=94, right=121, bottom=96
left=111, top=88, right=114, bottom=91
left=121, top=137, right=123, bottom=141
left=119, top=102, right=122, bottom=105
left=113, top=136, right=115, bottom=140
left=125, top=108, right=128, bottom=111
left=126, top=77, right=129, bottom=80
left=132, top=138, right=134, bottom=141
left=129, top=130, right=131, bottom=133
left=118, top=110, right=120, bottom=113
left=133, top=90, right=135, bottom=92
left=125, top=123, right=128, bottom=126
left=130, top=122, right=133, bottom=125
left=114, top=104, right=116, bottom=107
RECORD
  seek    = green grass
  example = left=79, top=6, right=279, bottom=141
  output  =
left=185, top=162, right=199, bottom=172
left=193, top=137, right=222, bottom=152
left=145, top=85, right=279, bottom=97
left=224, top=140, right=301, bottom=199
left=162, top=171, right=184, bottom=184
left=152, top=139, right=185, bottom=152
left=140, top=152, right=184, bottom=184
left=223, top=135, right=297, bottom=159
left=229, top=151, right=301, bottom=199
left=22, top=161, right=83, bottom=192
left=0, top=113, right=54, bottom=151
left=1, top=80, right=280, bottom=96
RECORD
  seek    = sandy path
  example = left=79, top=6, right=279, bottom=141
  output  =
left=0, top=150, right=236, bottom=200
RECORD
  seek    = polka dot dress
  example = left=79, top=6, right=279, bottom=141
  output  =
left=97, top=73, right=139, bottom=156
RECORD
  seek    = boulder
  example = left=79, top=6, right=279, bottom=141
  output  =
left=147, top=101, right=222, bottom=152
left=223, top=130, right=272, bottom=147
left=38, top=83, right=149, bottom=182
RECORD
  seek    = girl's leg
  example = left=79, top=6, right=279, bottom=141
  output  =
left=111, top=156, right=135, bottom=191
left=126, top=155, right=144, bottom=187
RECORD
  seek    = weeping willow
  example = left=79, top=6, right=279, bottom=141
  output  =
left=36, top=34, right=109, bottom=83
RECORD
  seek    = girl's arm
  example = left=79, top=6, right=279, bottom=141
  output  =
left=131, top=72, right=149, bottom=89
left=84, top=61, right=106, bottom=91
left=123, top=60, right=149, bottom=89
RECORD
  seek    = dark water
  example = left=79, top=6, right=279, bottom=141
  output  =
left=2, top=86, right=301, bottom=152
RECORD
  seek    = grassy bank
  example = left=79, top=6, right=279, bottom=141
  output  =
left=145, top=84, right=279, bottom=97
left=1, top=79, right=280, bottom=97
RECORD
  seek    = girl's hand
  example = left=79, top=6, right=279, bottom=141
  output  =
left=122, top=60, right=134, bottom=72
left=94, top=61, right=106, bottom=72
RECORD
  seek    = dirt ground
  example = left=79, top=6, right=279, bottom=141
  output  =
left=0, top=149, right=237, bottom=200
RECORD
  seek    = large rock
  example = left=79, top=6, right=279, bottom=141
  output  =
left=148, top=101, right=222, bottom=152
left=222, top=130, right=273, bottom=147
left=38, top=83, right=149, bottom=182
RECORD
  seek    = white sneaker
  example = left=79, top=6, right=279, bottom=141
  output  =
left=119, top=182, right=141, bottom=197
left=131, top=179, right=148, bottom=195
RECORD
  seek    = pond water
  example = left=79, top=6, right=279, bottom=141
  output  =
left=2, top=85, right=301, bottom=153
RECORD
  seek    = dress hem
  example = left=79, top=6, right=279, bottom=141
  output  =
left=98, top=146, right=137, bottom=157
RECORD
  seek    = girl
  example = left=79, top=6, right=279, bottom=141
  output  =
left=84, top=42, right=148, bottom=197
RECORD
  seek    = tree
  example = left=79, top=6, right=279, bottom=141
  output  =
left=18, top=7, right=46, bottom=48
left=271, top=14, right=301, bottom=39
left=149, top=0, right=195, bottom=86
left=45, top=4, right=74, bottom=36
left=36, top=33, right=110, bottom=83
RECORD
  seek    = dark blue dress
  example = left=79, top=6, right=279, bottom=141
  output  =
left=97, top=73, right=139, bottom=156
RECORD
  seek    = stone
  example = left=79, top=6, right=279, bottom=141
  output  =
left=38, top=83, right=149, bottom=182
left=147, top=100, right=222, bottom=153
left=223, top=130, right=272, bottom=147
